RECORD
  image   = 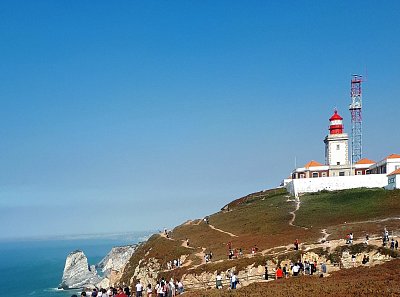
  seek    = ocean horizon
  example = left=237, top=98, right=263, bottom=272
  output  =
left=0, top=231, right=153, bottom=297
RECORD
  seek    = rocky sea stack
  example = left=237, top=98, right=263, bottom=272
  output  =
left=59, top=250, right=100, bottom=289
left=59, top=245, right=137, bottom=290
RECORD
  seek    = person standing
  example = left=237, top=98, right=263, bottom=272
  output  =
left=155, top=281, right=164, bottom=297
left=168, top=279, right=175, bottom=297
left=294, top=239, right=299, bottom=250
left=216, top=272, right=223, bottom=289
left=321, top=262, right=327, bottom=274
left=292, top=263, right=300, bottom=276
left=230, top=272, right=237, bottom=289
left=146, top=284, right=153, bottom=297
left=264, top=263, right=268, bottom=280
left=116, top=287, right=128, bottom=297
left=135, top=280, right=143, bottom=297
left=176, top=280, right=184, bottom=295
left=275, top=266, right=283, bottom=279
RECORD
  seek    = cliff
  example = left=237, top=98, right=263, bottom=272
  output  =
left=117, top=188, right=400, bottom=291
left=97, top=245, right=137, bottom=276
left=60, top=245, right=138, bottom=290
left=59, top=250, right=101, bottom=289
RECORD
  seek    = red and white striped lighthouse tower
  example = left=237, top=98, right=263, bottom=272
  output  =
left=324, top=110, right=350, bottom=175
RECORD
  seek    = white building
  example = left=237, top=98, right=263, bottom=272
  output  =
left=285, top=110, right=400, bottom=196
left=386, top=168, right=400, bottom=190
left=368, top=154, right=400, bottom=175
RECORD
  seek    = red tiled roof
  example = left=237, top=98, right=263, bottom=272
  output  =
left=304, top=160, right=324, bottom=168
left=355, top=158, right=375, bottom=165
left=388, top=168, right=400, bottom=176
left=387, top=154, right=400, bottom=159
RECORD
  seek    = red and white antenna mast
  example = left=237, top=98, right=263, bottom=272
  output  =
left=349, top=75, right=363, bottom=163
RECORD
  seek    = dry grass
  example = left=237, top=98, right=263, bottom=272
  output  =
left=184, top=259, right=400, bottom=297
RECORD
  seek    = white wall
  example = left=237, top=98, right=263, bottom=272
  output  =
left=286, top=174, right=388, bottom=197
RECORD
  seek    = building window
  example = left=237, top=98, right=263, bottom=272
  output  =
left=337, top=162, right=340, bottom=165
left=312, top=172, right=318, bottom=178
left=300, top=174, right=305, bottom=178
left=356, top=171, right=362, bottom=175
left=336, top=144, right=340, bottom=150
left=339, top=172, right=345, bottom=176
left=321, top=172, right=327, bottom=177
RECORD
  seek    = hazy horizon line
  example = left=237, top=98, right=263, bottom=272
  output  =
left=0, top=230, right=156, bottom=242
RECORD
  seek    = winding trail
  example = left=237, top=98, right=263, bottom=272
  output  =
left=208, top=224, right=238, bottom=237
left=319, top=228, right=331, bottom=243
left=341, top=217, right=400, bottom=225
left=287, top=196, right=308, bottom=230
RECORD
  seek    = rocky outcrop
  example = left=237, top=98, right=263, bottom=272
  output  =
left=128, top=257, right=162, bottom=286
left=59, top=250, right=101, bottom=289
left=97, top=245, right=137, bottom=277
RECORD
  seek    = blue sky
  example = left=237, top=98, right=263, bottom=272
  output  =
left=1, top=1, right=399, bottom=239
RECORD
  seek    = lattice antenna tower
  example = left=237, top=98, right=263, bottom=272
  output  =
left=349, top=75, right=363, bottom=163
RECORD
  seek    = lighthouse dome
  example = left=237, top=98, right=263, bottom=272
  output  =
left=329, top=110, right=343, bottom=121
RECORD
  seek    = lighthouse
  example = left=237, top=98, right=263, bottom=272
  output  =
left=324, top=110, right=350, bottom=176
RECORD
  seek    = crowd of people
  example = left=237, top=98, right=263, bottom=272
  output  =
left=166, top=258, right=182, bottom=270
left=215, top=270, right=239, bottom=289
left=70, top=278, right=184, bottom=297
left=273, top=259, right=326, bottom=280
left=382, top=228, right=399, bottom=249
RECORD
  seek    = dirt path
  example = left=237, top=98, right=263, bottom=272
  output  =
left=180, top=239, right=195, bottom=249
left=195, top=247, right=207, bottom=265
left=341, top=217, right=400, bottom=225
left=208, top=224, right=238, bottom=237
left=319, top=229, right=331, bottom=243
left=287, top=196, right=308, bottom=230
left=159, top=232, right=174, bottom=240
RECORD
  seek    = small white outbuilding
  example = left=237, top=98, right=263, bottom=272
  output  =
left=386, top=168, right=400, bottom=190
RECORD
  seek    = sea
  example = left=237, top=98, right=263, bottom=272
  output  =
left=0, top=231, right=153, bottom=297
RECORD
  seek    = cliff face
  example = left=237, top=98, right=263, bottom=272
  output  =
left=97, top=245, right=137, bottom=276
left=59, top=250, right=101, bottom=289
left=59, top=245, right=138, bottom=289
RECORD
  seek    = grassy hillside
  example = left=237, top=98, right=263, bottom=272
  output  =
left=120, top=187, right=400, bottom=287
left=295, top=188, right=400, bottom=239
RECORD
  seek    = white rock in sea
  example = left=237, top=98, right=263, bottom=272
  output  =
left=59, top=250, right=101, bottom=289
left=97, top=245, right=137, bottom=276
